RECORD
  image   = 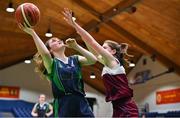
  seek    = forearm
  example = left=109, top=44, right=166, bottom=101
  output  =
left=73, top=22, right=100, bottom=49
left=46, top=110, right=53, bottom=116
left=73, top=23, right=112, bottom=62
left=73, top=24, right=102, bottom=61
left=73, top=22, right=116, bottom=66
left=74, top=45, right=97, bottom=64
left=31, top=111, right=38, bottom=117
left=31, top=31, right=50, bottom=56
left=46, top=105, right=53, bottom=116
left=30, top=31, right=52, bottom=72
left=83, top=37, right=100, bottom=57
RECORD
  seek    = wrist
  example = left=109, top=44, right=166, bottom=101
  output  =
left=73, top=22, right=79, bottom=29
left=33, top=113, right=38, bottom=116
left=30, top=30, right=35, bottom=36
left=46, top=113, right=50, bottom=116
left=73, top=44, right=80, bottom=50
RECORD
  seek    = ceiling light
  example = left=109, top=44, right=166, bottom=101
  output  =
left=45, top=28, right=52, bottom=37
left=24, top=60, right=31, bottom=64
left=90, top=72, right=96, bottom=79
left=129, top=61, right=135, bottom=67
left=6, top=2, right=15, bottom=13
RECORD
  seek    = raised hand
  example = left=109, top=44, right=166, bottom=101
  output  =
left=65, top=38, right=78, bottom=49
left=62, top=8, right=76, bottom=27
left=18, top=23, right=34, bottom=35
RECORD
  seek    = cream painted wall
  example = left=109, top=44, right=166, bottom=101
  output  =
left=0, top=62, right=112, bottom=117
left=0, top=62, right=53, bottom=102
left=128, top=55, right=180, bottom=113
left=84, top=84, right=113, bottom=117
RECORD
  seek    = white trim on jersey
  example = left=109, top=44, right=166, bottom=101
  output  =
left=101, top=59, right=126, bottom=76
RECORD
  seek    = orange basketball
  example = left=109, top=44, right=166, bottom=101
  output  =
left=15, top=3, right=40, bottom=27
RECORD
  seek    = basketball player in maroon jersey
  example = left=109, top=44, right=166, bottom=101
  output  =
left=63, top=8, right=139, bottom=117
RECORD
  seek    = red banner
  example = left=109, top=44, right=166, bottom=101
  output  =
left=0, top=86, right=20, bottom=98
left=156, top=88, right=180, bottom=104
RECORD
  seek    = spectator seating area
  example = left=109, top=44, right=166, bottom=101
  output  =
left=0, top=99, right=180, bottom=117
left=0, top=100, right=34, bottom=117
left=140, top=111, right=180, bottom=117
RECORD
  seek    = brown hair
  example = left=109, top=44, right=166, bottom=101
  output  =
left=104, top=40, right=133, bottom=66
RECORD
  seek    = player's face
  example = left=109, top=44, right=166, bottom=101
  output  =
left=48, top=38, right=65, bottom=51
left=102, top=43, right=115, bottom=55
left=39, top=95, right=45, bottom=103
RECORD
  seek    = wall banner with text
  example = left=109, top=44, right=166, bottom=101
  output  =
left=156, top=88, right=180, bottom=104
left=0, top=86, right=20, bottom=98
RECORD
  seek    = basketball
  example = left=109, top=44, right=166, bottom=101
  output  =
left=15, top=3, right=40, bottom=27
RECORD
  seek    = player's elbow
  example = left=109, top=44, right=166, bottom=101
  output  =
left=88, top=57, right=97, bottom=65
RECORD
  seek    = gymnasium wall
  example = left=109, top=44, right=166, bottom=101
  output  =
left=128, top=55, right=180, bottom=113
left=0, top=62, right=112, bottom=117
left=0, top=62, right=52, bottom=102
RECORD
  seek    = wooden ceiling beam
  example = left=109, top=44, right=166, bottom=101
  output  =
left=107, top=21, right=180, bottom=75
left=62, top=20, right=100, bottom=40
left=73, top=0, right=101, bottom=19
left=73, top=0, right=140, bottom=23
left=0, top=53, right=35, bottom=70
left=71, top=0, right=141, bottom=44
left=73, top=0, right=180, bottom=75
left=102, top=0, right=140, bottom=21
left=0, top=30, right=48, bottom=42
left=0, top=30, right=47, bottom=69
left=63, top=0, right=141, bottom=40
left=62, top=0, right=142, bottom=45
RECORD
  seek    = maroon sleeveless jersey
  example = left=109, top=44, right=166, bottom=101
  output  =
left=102, top=64, right=133, bottom=102
left=102, top=64, right=138, bottom=117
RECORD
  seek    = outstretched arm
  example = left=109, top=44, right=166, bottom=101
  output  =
left=19, top=24, right=52, bottom=73
left=63, top=8, right=117, bottom=68
left=65, top=38, right=97, bottom=66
